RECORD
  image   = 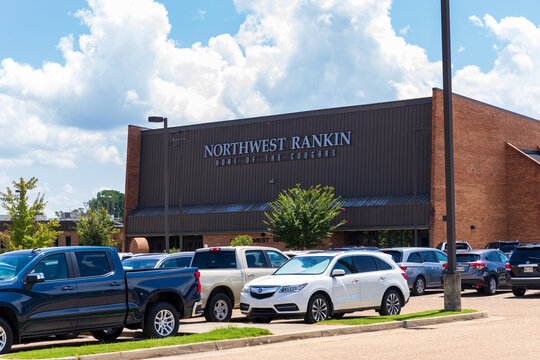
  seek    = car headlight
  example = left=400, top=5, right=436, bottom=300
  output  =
left=279, top=283, right=307, bottom=293
left=241, top=285, right=250, bottom=294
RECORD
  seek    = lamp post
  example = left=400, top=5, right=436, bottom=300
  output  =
left=441, top=0, right=461, bottom=311
left=148, top=116, right=170, bottom=253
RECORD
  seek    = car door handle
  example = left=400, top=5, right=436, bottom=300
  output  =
left=62, top=285, right=75, bottom=291
left=378, top=277, right=385, bottom=281
left=352, top=280, right=359, bottom=284
left=109, top=282, right=122, bottom=287
left=247, top=274, right=255, bottom=278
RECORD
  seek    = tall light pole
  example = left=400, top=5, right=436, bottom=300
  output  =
left=148, top=116, right=170, bottom=253
left=441, top=0, right=461, bottom=311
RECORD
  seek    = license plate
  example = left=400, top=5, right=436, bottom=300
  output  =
left=456, top=266, right=465, bottom=272
left=524, top=266, right=534, bottom=273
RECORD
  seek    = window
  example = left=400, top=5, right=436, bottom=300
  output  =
left=30, top=254, right=68, bottom=281
left=497, top=252, right=510, bottom=263
left=176, top=257, right=192, bottom=267
left=274, top=256, right=332, bottom=275
left=373, top=257, right=393, bottom=270
left=333, top=256, right=355, bottom=274
left=266, top=250, right=288, bottom=268
left=65, top=236, right=72, bottom=246
left=245, top=250, right=268, bottom=268
left=456, top=254, right=481, bottom=262
left=486, top=252, right=500, bottom=262
left=353, top=256, right=377, bottom=273
left=407, top=252, right=422, bottom=263
left=159, top=258, right=177, bottom=268
left=382, top=250, right=402, bottom=263
left=420, top=251, right=437, bottom=263
left=435, top=251, right=447, bottom=263
left=191, top=250, right=237, bottom=269
left=75, top=252, right=112, bottom=277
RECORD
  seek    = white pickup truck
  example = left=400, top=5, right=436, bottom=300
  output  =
left=190, top=246, right=289, bottom=322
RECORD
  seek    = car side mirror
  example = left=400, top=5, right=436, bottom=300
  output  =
left=26, top=273, right=45, bottom=285
left=331, top=269, right=346, bottom=277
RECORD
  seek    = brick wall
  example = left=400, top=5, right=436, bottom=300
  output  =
left=431, top=89, right=540, bottom=248
left=506, top=144, right=540, bottom=243
left=124, top=125, right=142, bottom=251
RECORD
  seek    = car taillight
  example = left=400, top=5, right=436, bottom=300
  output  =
left=194, top=270, right=201, bottom=293
left=442, top=263, right=448, bottom=269
left=470, top=262, right=486, bottom=270
left=505, top=263, right=510, bottom=270
left=400, top=266, right=407, bottom=271
left=401, top=272, right=408, bottom=280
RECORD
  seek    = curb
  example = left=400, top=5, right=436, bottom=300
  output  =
left=21, top=312, right=489, bottom=360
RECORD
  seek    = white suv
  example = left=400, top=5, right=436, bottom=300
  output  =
left=240, top=251, right=410, bottom=323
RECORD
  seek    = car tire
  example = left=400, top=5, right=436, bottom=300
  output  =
left=412, top=277, right=426, bottom=296
left=250, top=316, right=273, bottom=323
left=304, top=293, right=330, bottom=324
left=484, top=276, right=497, bottom=296
left=204, top=293, right=232, bottom=322
left=143, top=302, right=179, bottom=338
left=379, top=289, right=402, bottom=316
left=91, top=328, right=124, bottom=342
left=512, top=287, right=526, bottom=297
left=55, top=332, right=80, bottom=340
left=0, top=317, right=13, bottom=355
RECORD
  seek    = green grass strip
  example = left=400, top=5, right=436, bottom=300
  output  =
left=318, top=309, right=477, bottom=325
left=3, top=326, right=272, bottom=359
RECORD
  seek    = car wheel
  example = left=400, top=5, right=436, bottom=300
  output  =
left=205, top=293, right=232, bottom=322
left=91, top=328, right=124, bottom=342
left=379, top=289, right=402, bottom=316
left=512, top=287, right=526, bottom=297
left=304, top=293, right=330, bottom=324
left=143, top=302, right=179, bottom=338
left=55, top=332, right=80, bottom=340
left=250, top=316, right=273, bottom=323
left=0, top=317, right=13, bottom=354
left=412, top=277, right=426, bottom=296
left=484, top=276, right=497, bottom=296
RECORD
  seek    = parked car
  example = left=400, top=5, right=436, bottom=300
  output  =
left=240, top=251, right=409, bottom=323
left=0, top=246, right=201, bottom=354
left=506, top=243, right=540, bottom=297
left=381, top=247, right=447, bottom=296
left=485, top=241, right=521, bottom=256
left=448, top=249, right=509, bottom=295
left=436, top=241, right=472, bottom=252
left=191, top=246, right=289, bottom=322
left=122, top=252, right=195, bottom=270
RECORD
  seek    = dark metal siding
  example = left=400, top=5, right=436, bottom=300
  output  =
left=129, top=98, right=432, bottom=235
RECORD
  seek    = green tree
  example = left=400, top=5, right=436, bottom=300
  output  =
left=231, top=234, right=253, bottom=247
left=264, top=184, right=346, bottom=249
left=0, top=177, right=62, bottom=251
left=86, top=190, right=124, bottom=219
left=77, top=208, right=120, bottom=248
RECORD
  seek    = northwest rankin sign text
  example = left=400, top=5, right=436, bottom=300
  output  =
left=204, top=131, right=352, bottom=158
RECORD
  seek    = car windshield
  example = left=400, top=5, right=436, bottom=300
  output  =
left=122, top=257, right=161, bottom=270
left=382, top=250, right=402, bottom=263
left=510, top=248, right=540, bottom=265
left=274, top=256, right=332, bottom=275
left=456, top=243, right=470, bottom=250
left=456, top=254, right=481, bottom=262
left=499, top=244, right=519, bottom=253
left=0, top=252, right=37, bottom=280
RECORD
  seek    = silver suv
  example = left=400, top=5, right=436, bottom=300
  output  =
left=381, top=248, right=447, bottom=295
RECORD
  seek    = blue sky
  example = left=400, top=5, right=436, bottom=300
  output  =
left=0, top=0, right=539, bottom=217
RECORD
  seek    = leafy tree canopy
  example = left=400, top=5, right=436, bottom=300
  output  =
left=231, top=235, right=253, bottom=247
left=0, top=177, right=62, bottom=251
left=77, top=208, right=120, bottom=249
left=86, top=190, right=124, bottom=219
left=264, top=184, right=346, bottom=250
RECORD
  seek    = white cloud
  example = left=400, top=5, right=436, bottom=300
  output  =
left=454, top=14, right=540, bottom=118
left=469, top=15, right=484, bottom=28
left=399, top=25, right=410, bottom=35
left=458, top=46, right=465, bottom=53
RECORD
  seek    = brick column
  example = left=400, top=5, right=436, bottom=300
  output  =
left=123, top=125, right=143, bottom=251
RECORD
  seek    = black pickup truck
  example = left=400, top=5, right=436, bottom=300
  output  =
left=0, top=246, right=202, bottom=354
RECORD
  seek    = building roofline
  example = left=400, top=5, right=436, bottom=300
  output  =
left=139, top=96, right=433, bottom=134
left=432, top=88, right=540, bottom=123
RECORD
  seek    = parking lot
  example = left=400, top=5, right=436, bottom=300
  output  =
left=11, top=288, right=540, bottom=358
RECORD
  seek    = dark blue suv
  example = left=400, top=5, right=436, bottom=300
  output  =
left=452, top=249, right=510, bottom=295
